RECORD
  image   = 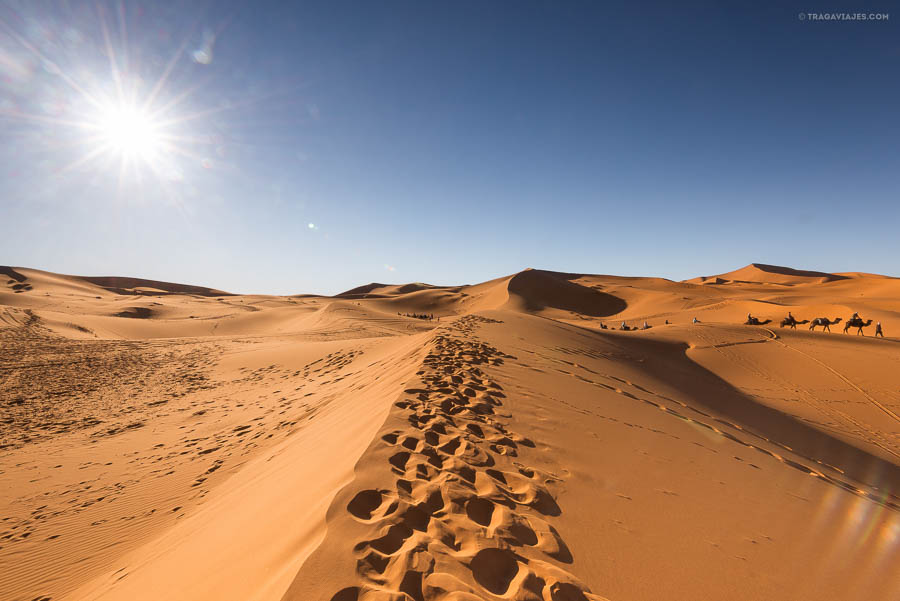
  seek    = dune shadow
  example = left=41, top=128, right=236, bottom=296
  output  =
left=592, top=331, right=900, bottom=497
left=114, top=307, right=154, bottom=319
left=507, top=270, right=627, bottom=317
left=0, top=266, right=26, bottom=283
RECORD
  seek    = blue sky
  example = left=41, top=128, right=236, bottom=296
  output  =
left=1, top=1, right=897, bottom=294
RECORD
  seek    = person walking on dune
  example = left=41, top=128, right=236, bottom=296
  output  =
left=875, top=322, right=884, bottom=337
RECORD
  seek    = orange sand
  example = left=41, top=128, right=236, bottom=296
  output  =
left=1, top=264, right=898, bottom=601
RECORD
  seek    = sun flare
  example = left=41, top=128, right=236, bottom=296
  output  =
left=96, top=105, right=163, bottom=159
left=0, top=4, right=228, bottom=194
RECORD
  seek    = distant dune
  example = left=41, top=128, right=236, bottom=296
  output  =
left=687, top=262, right=851, bottom=286
left=75, top=274, right=232, bottom=296
left=337, top=282, right=449, bottom=298
left=2, top=263, right=898, bottom=601
left=504, top=269, right=627, bottom=317
left=1, top=266, right=232, bottom=297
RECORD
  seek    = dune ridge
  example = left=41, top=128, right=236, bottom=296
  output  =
left=283, top=315, right=608, bottom=601
left=75, top=275, right=232, bottom=296
left=687, top=263, right=851, bottom=286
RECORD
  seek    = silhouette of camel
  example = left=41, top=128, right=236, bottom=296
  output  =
left=809, top=317, right=841, bottom=332
left=780, top=317, right=809, bottom=329
left=843, top=318, right=873, bottom=335
left=744, top=317, right=772, bottom=326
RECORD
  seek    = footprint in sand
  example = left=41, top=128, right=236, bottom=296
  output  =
left=329, top=318, right=602, bottom=601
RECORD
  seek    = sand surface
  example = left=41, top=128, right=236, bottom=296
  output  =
left=1, top=264, right=898, bottom=601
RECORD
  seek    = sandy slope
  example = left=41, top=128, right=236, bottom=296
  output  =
left=1, top=264, right=898, bottom=601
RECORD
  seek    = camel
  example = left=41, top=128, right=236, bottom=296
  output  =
left=780, top=317, right=809, bottom=329
left=744, top=317, right=772, bottom=326
left=843, top=317, right=873, bottom=335
left=809, top=317, right=841, bottom=332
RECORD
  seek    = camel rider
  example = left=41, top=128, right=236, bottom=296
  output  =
left=787, top=311, right=794, bottom=323
left=852, top=312, right=859, bottom=321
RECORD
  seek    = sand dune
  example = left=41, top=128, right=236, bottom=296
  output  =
left=687, top=263, right=851, bottom=286
left=504, top=270, right=627, bottom=318
left=1, top=264, right=898, bottom=601
left=338, top=282, right=452, bottom=298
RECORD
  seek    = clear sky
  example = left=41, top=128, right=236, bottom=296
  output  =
left=1, top=1, right=897, bottom=295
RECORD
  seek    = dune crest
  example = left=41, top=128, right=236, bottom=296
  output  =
left=687, top=262, right=851, bottom=286
left=283, top=315, right=608, bottom=601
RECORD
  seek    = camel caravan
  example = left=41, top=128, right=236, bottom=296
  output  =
left=604, top=313, right=884, bottom=337
left=744, top=311, right=884, bottom=337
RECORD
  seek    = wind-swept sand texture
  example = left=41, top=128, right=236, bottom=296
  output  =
left=1, top=264, right=898, bottom=601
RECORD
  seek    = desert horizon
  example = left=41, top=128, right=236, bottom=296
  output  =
left=2, top=261, right=898, bottom=601
left=3, top=2, right=899, bottom=599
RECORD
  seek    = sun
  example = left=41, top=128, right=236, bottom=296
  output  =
left=78, top=95, right=191, bottom=186
left=0, top=3, right=233, bottom=194
left=96, top=105, right=163, bottom=160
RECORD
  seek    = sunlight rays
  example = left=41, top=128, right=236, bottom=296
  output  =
left=0, top=2, right=238, bottom=197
